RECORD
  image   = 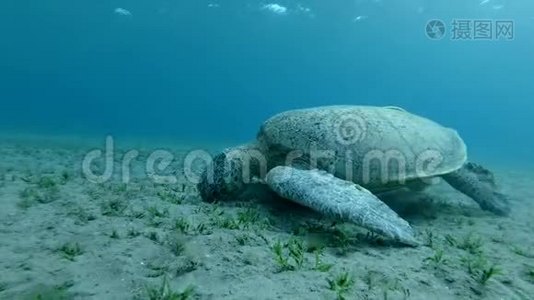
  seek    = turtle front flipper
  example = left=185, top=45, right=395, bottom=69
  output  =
left=265, top=166, right=419, bottom=247
left=442, top=162, right=511, bottom=216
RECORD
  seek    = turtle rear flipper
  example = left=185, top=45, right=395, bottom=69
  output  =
left=443, top=162, right=511, bottom=216
left=265, top=166, right=418, bottom=246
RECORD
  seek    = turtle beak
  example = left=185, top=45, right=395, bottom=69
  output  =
left=197, top=154, right=226, bottom=203
left=482, top=191, right=511, bottom=216
left=197, top=170, right=219, bottom=202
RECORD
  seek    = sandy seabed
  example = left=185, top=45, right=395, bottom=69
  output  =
left=0, top=135, right=533, bottom=300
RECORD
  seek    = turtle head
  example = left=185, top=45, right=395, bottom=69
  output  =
left=197, top=143, right=267, bottom=202
left=197, top=151, right=243, bottom=202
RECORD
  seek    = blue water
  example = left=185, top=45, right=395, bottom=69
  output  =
left=1, top=1, right=533, bottom=165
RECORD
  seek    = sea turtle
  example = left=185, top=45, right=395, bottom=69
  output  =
left=197, top=106, right=510, bottom=246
